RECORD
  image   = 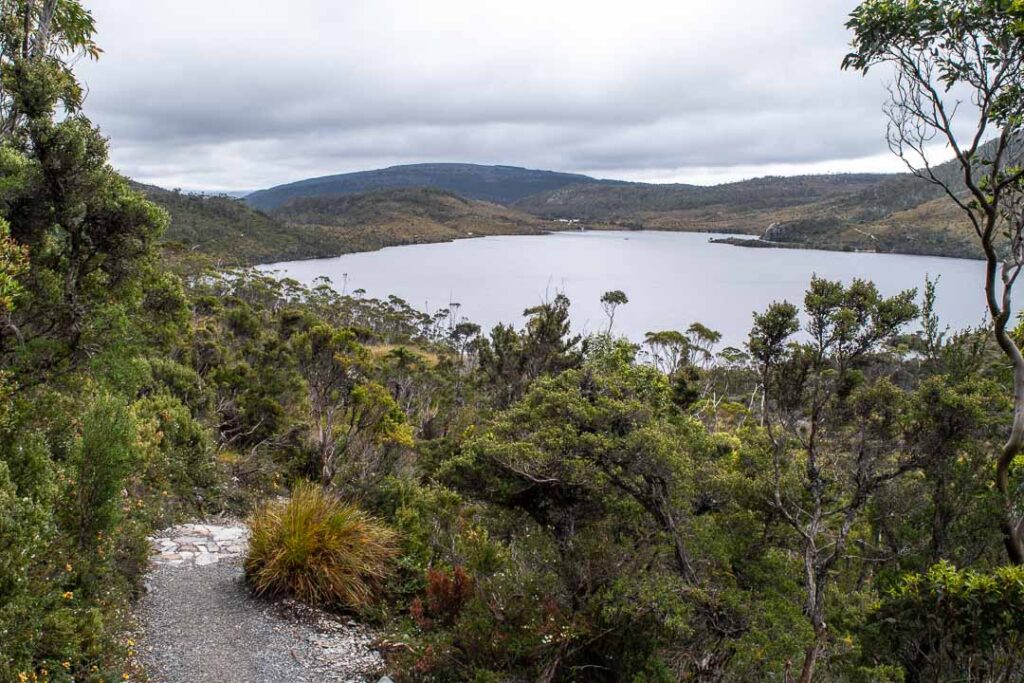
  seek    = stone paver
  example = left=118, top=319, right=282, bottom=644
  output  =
left=147, top=523, right=249, bottom=567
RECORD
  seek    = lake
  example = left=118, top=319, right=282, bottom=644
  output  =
left=260, top=230, right=991, bottom=346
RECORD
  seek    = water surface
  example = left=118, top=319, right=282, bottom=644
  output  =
left=261, top=231, right=990, bottom=346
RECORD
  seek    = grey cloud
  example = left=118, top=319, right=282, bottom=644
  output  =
left=76, top=0, right=896, bottom=191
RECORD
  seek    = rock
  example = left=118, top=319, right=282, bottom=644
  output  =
left=195, top=553, right=219, bottom=566
left=148, top=522, right=249, bottom=569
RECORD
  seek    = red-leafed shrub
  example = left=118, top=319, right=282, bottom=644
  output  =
left=411, top=565, right=474, bottom=628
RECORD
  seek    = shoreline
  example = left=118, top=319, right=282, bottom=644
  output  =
left=250, top=227, right=985, bottom=272
left=708, top=235, right=986, bottom=262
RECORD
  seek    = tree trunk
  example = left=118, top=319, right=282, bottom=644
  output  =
left=997, top=357, right=1024, bottom=564
left=797, top=636, right=822, bottom=683
left=983, top=246, right=1024, bottom=565
left=798, top=534, right=826, bottom=683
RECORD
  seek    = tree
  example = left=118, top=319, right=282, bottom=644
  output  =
left=477, top=294, right=585, bottom=407
left=293, top=323, right=411, bottom=484
left=0, top=0, right=165, bottom=389
left=685, top=322, right=722, bottom=368
left=444, top=338, right=748, bottom=679
left=644, top=330, right=690, bottom=376
left=844, top=0, right=1024, bottom=564
left=0, top=0, right=101, bottom=136
left=599, top=289, right=628, bottom=333
left=748, top=277, right=918, bottom=683
left=865, top=562, right=1024, bottom=681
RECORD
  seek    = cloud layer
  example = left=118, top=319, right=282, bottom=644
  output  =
left=77, top=0, right=905, bottom=191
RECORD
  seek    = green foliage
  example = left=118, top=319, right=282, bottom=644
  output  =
left=0, top=6, right=210, bottom=679
left=0, top=216, right=26, bottom=314
left=476, top=293, right=585, bottom=407
left=246, top=481, right=399, bottom=608
left=0, top=394, right=149, bottom=683
left=2, top=101, right=166, bottom=385
left=431, top=339, right=753, bottom=679
left=866, top=562, right=1024, bottom=681
left=0, top=4, right=1020, bottom=679
left=66, top=393, right=138, bottom=551
left=134, top=392, right=218, bottom=517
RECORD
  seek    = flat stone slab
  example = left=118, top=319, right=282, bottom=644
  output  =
left=148, top=523, right=250, bottom=568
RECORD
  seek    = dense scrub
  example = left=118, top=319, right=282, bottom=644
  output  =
left=3, top=2, right=1024, bottom=682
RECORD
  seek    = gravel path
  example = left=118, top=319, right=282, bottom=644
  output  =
left=136, top=524, right=386, bottom=683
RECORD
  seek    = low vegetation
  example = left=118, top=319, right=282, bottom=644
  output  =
left=3, top=2, right=1024, bottom=683
left=246, top=482, right=398, bottom=608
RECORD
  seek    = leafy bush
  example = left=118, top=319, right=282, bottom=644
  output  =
left=66, top=394, right=139, bottom=551
left=863, top=562, right=1024, bottom=682
left=410, top=565, right=474, bottom=628
left=0, top=397, right=149, bottom=683
left=246, top=482, right=399, bottom=608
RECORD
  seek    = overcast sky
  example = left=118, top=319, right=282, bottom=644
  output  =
left=76, top=0, right=915, bottom=192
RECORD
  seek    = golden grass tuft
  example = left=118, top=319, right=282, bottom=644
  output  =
left=245, top=482, right=398, bottom=608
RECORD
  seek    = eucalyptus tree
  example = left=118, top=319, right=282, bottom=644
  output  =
left=600, top=289, right=628, bottom=333
left=844, top=0, right=1024, bottom=563
left=644, top=330, right=690, bottom=376
left=0, top=0, right=101, bottom=137
left=749, top=277, right=918, bottom=683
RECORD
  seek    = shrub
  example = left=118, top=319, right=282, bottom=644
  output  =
left=411, top=565, right=474, bottom=628
left=864, top=562, right=1024, bottom=681
left=246, top=482, right=399, bottom=608
left=66, top=394, right=139, bottom=551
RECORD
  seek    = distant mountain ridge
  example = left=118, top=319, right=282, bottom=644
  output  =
left=244, top=163, right=614, bottom=210
left=147, top=156, right=1007, bottom=265
left=512, top=174, right=891, bottom=220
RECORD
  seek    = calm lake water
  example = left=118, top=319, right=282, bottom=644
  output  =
left=261, top=231, right=991, bottom=346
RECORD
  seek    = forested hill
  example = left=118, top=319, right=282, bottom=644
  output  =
left=244, top=163, right=611, bottom=210
left=134, top=182, right=327, bottom=265
left=154, top=152, right=1009, bottom=264
left=512, top=173, right=890, bottom=219
left=241, top=162, right=989, bottom=259
left=269, top=186, right=550, bottom=252
left=729, top=144, right=1017, bottom=258
left=140, top=182, right=551, bottom=265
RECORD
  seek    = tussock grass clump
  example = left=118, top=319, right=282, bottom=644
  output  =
left=245, top=482, right=398, bottom=608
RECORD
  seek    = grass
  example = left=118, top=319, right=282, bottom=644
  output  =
left=366, top=344, right=442, bottom=367
left=245, top=482, right=399, bottom=608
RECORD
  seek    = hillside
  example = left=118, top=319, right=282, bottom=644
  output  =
left=727, top=150, right=997, bottom=258
left=142, top=183, right=555, bottom=265
left=270, top=187, right=552, bottom=252
left=245, top=163, right=610, bottom=210
left=513, top=173, right=890, bottom=223
left=153, top=155, right=995, bottom=264
left=136, top=183, right=351, bottom=265
left=512, top=164, right=988, bottom=258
